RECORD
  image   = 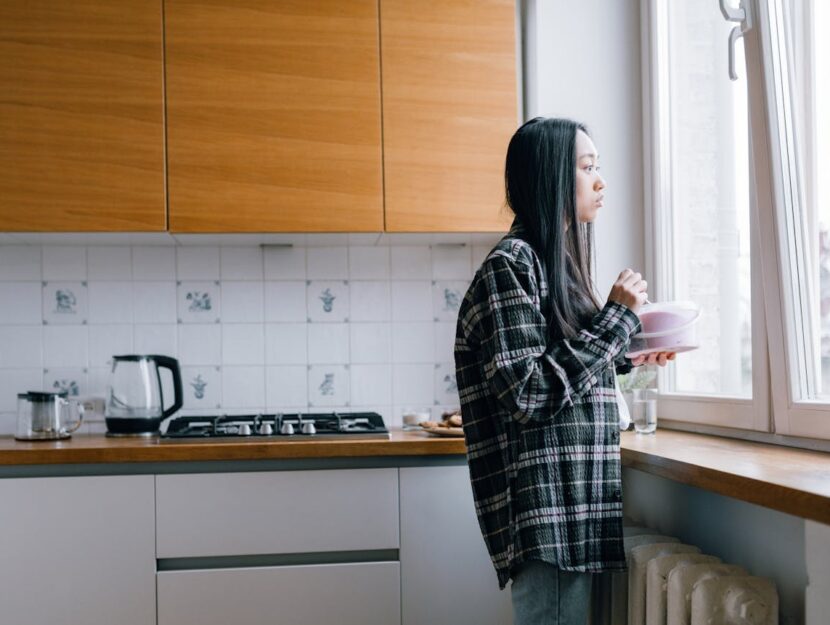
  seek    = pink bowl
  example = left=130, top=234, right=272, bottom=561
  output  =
left=625, top=301, right=700, bottom=358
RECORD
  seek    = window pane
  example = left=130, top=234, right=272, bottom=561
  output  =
left=663, top=0, right=752, bottom=397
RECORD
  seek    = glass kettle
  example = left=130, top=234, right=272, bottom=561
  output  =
left=105, top=355, right=183, bottom=436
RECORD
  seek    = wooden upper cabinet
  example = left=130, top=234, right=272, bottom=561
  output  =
left=165, top=0, right=384, bottom=233
left=381, top=0, right=519, bottom=232
left=0, top=0, right=166, bottom=231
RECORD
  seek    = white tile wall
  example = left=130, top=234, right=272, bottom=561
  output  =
left=0, top=236, right=502, bottom=433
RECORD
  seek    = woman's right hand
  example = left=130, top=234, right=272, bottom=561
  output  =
left=607, top=268, right=648, bottom=314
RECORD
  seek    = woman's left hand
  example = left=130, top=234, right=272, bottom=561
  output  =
left=631, top=351, right=676, bottom=367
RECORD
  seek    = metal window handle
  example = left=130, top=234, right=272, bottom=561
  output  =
left=719, top=0, right=753, bottom=81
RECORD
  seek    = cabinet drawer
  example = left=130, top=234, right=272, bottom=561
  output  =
left=156, top=469, right=399, bottom=558
left=158, top=561, right=400, bottom=625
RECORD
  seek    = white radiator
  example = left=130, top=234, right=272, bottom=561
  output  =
left=589, top=524, right=779, bottom=625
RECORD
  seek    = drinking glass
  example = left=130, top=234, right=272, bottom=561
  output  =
left=632, top=388, right=658, bottom=434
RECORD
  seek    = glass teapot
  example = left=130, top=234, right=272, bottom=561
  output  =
left=105, top=355, right=183, bottom=436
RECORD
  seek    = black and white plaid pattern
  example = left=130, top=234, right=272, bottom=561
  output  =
left=455, top=224, right=642, bottom=589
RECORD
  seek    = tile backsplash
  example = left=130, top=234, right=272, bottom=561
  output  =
left=0, top=235, right=502, bottom=434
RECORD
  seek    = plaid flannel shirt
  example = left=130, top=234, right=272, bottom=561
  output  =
left=454, top=224, right=642, bottom=589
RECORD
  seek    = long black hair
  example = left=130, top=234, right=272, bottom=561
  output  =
left=504, top=117, right=602, bottom=339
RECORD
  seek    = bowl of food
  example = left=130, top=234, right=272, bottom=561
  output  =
left=625, top=300, right=700, bottom=359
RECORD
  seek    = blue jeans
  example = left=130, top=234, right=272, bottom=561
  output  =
left=511, top=560, right=593, bottom=625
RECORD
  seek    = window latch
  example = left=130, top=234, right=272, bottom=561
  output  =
left=719, top=0, right=753, bottom=81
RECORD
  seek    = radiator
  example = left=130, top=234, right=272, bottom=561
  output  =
left=589, top=524, right=779, bottom=625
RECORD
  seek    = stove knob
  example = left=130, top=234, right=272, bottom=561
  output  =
left=301, top=421, right=317, bottom=435
left=259, top=422, right=274, bottom=436
left=238, top=423, right=252, bottom=436
left=280, top=422, right=295, bottom=435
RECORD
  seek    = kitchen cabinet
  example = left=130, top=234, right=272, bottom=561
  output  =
left=157, top=562, right=401, bottom=625
left=164, top=0, right=384, bottom=233
left=0, top=475, right=156, bottom=625
left=0, top=0, right=166, bottom=231
left=400, top=465, right=514, bottom=625
left=381, top=0, right=518, bottom=232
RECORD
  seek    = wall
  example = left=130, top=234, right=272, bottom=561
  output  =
left=0, top=234, right=500, bottom=434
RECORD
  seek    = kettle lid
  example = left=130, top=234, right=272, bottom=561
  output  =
left=112, top=354, right=163, bottom=362
left=18, top=390, right=68, bottom=402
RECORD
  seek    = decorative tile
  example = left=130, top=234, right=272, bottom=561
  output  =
left=182, top=366, right=222, bottom=409
left=220, top=247, right=263, bottom=280
left=42, top=246, right=86, bottom=280
left=266, top=365, right=308, bottom=409
left=221, top=282, right=264, bottom=323
left=390, top=281, right=432, bottom=321
left=265, top=323, right=308, bottom=365
left=88, top=282, right=133, bottom=324
left=0, top=326, right=42, bottom=368
left=0, top=246, right=41, bottom=280
left=349, top=281, right=390, bottom=322
left=42, top=281, right=88, bottom=324
left=87, top=247, right=132, bottom=280
left=43, top=326, right=88, bottom=368
left=307, top=246, right=348, bottom=279
left=177, top=281, right=221, bottom=323
left=434, top=363, right=459, bottom=406
left=222, top=324, right=265, bottom=366
left=308, top=365, right=349, bottom=407
left=0, top=282, right=41, bottom=324
left=177, top=246, right=220, bottom=280
left=307, top=280, right=349, bottom=322
left=264, top=281, right=307, bottom=322
left=432, top=281, right=467, bottom=321
left=308, top=323, right=349, bottom=364
left=43, top=367, right=88, bottom=397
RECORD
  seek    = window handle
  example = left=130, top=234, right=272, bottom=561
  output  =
left=719, top=0, right=753, bottom=81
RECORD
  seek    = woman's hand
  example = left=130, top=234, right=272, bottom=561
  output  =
left=631, top=351, right=676, bottom=367
left=608, top=268, right=648, bottom=314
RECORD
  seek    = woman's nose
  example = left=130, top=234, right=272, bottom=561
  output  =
left=595, top=174, right=606, bottom=190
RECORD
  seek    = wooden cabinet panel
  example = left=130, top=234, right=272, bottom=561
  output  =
left=156, top=468, right=399, bottom=558
left=158, top=562, right=401, bottom=625
left=400, top=465, right=513, bottom=625
left=381, top=0, right=518, bottom=232
left=165, top=0, right=384, bottom=233
left=0, top=475, right=156, bottom=625
left=0, top=0, right=166, bottom=231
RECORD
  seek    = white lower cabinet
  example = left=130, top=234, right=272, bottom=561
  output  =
left=400, top=465, right=514, bottom=625
left=0, top=475, right=156, bottom=625
left=157, top=561, right=401, bottom=625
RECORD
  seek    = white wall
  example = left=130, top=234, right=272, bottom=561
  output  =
left=523, top=0, right=645, bottom=298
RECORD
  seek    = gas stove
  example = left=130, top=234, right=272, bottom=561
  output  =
left=161, top=411, right=389, bottom=441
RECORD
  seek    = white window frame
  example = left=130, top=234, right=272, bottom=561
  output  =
left=645, top=0, right=830, bottom=442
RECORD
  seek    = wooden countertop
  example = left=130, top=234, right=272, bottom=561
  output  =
left=2, top=427, right=829, bottom=524
left=0, top=430, right=467, bottom=465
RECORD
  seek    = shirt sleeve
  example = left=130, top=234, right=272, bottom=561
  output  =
left=470, top=254, right=641, bottom=424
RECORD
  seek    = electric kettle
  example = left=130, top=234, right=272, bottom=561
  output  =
left=105, top=355, right=183, bottom=436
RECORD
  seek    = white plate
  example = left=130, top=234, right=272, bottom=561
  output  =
left=624, top=344, right=699, bottom=359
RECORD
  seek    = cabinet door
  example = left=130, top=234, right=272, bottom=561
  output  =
left=400, top=465, right=514, bottom=625
left=0, top=0, right=165, bottom=231
left=381, top=0, right=518, bottom=232
left=158, top=562, right=400, bottom=625
left=0, top=475, right=156, bottom=625
left=165, top=0, right=384, bottom=233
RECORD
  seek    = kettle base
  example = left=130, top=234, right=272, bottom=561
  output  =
left=105, top=431, right=157, bottom=438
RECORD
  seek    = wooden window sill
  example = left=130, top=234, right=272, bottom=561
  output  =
left=620, top=429, right=830, bottom=525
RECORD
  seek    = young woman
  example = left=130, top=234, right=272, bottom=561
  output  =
left=455, top=117, right=675, bottom=625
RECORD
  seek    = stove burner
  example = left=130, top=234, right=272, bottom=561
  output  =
left=161, top=411, right=389, bottom=440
